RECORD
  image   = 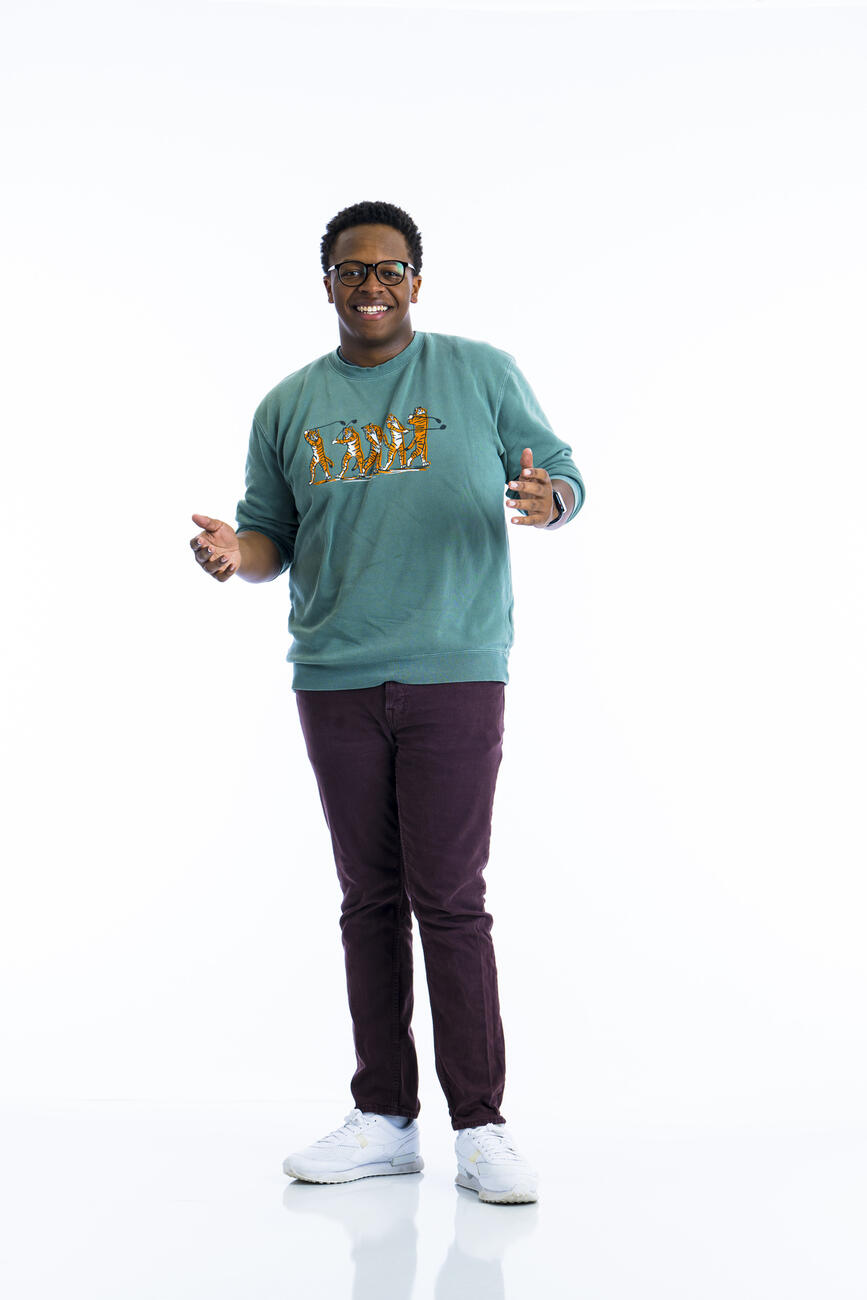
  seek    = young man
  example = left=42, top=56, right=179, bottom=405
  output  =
left=190, top=201, right=585, bottom=1205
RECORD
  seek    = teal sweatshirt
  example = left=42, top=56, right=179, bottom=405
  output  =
left=235, top=331, right=585, bottom=689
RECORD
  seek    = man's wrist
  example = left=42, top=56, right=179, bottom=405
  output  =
left=543, top=480, right=574, bottom=530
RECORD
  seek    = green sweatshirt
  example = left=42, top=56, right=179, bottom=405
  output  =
left=235, top=331, right=585, bottom=689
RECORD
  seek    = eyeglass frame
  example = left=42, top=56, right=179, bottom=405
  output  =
left=327, top=259, right=418, bottom=287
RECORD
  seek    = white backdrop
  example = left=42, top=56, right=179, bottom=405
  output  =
left=2, top=0, right=865, bottom=1139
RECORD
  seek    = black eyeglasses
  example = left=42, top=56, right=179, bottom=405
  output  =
left=327, top=260, right=416, bottom=287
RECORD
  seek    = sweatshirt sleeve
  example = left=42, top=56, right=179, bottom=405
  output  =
left=235, top=417, right=299, bottom=575
left=496, top=358, right=585, bottom=520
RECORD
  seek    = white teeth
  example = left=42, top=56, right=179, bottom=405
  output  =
left=356, top=305, right=389, bottom=313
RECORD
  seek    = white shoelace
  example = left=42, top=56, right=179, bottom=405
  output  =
left=463, top=1125, right=524, bottom=1164
left=315, top=1108, right=369, bottom=1145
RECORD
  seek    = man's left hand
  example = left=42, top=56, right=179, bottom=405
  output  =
left=506, top=448, right=554, bottom=528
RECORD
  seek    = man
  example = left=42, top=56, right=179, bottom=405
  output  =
left=190, top=201, right=585, bottom=1205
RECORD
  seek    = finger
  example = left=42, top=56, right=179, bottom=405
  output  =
left=506, top=488, right=546, bottom=512
left=192, top=513, right=220, bottom=530
left=509, top=501, right=550, bottom=525
left=191, top=531, right=221, bottom=555
left=215, top=552, right=240, bottom=575
left=217, top=549, right=240, bottom=576
left=508, top=479, right=547, bottom=499
left=509, top=467, right=548, bottom=487
left=197, top=545, right=223, bottom=569
left=520, top=448, right=534, bottom=474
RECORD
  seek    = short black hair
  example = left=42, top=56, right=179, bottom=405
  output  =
left=320, top=201, right=423, bottom=274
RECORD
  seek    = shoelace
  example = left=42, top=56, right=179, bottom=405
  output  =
left=316, top=1108, right=370, bottom=1145
left=464, top=1125, right=524, bottom=1164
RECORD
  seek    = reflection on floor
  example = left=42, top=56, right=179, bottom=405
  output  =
left=1, top=1099, right=864, bottom=1299
left=283, top=1167, right=538, bottom=1300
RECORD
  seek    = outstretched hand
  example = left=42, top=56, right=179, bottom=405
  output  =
left=505, top=448, right=555, bottom=528
left=190, top=514, right=242, bottom=581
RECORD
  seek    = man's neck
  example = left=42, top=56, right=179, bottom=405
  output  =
left=337, top=329, right=416, bottom=368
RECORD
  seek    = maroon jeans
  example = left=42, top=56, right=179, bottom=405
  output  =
left=295, top=680, right=507, bottom=1130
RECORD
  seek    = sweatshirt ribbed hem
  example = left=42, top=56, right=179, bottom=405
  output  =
left=291, top=649, right=509, bottom=691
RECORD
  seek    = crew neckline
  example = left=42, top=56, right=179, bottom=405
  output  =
left=327, top=331, right=426, bottom=378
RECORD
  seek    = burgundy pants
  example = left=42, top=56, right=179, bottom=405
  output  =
left=295, top=680, right=507, bottom=1130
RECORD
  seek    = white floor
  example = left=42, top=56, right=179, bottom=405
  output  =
left=1, top=1100, right=864, bottom=1299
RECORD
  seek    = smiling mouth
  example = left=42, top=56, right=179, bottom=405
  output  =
left=354, top=304, right=392, bottom=316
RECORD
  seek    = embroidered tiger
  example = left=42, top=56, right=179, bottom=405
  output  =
left=334, top=425, right=367, bottom=479
left=361, top=424, right=385, bottom=477
left=405, top=407, right=431, bottom=469
left=304, top=428, right=334, bottom=485
left=383, top=413, right=411, bottom=471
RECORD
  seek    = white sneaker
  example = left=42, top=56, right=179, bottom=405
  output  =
left=283, top=1109, right=423, bottom=1184
left=455, top=1124, right=538, bottom=1204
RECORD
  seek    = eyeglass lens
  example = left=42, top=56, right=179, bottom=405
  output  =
left=338, top=261, right=407, bottom=286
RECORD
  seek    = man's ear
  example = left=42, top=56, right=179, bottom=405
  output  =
left=410, top=274, right=422, bottom=304
left=324, top=274, right=334, bottom=304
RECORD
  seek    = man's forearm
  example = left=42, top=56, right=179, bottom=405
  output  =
left=237, top=530, right=283, bottom=583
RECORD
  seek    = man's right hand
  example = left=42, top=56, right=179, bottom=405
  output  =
left=190, top=514, right=241, bottom=582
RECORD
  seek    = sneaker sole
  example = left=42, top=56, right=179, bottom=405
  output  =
left=455, top=1170, right=538, bottom=1204
left=283, top=1156, right=424, bottom=1184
